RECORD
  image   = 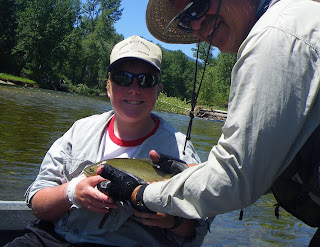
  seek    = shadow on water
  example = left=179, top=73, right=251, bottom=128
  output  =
left=0, top=85, right=316, bottom=246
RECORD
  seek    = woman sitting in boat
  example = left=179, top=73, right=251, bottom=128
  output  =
left=5, top=36, right=211, bottom=247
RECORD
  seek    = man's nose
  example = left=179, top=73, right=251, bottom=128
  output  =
left=190, top=15, right=206, bottom=31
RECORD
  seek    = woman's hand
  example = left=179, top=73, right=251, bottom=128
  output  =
left=134, top=211, right=196, bottom=238
left=134, top=211, right=177, bottom=229
left=75, top=175, right=117, bottom=213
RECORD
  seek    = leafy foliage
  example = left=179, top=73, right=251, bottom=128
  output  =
left=2, top=0, right=122, bottom=90
left=0, top=0, right=18, bottom=73
left=198, top=52, right=236, bottom=108
left=160, top=48, right=195, bottom=100
left=13, top=0, right=79, bottom=89
left=155, top=92, right=190, bottom=115
left=191, top=42, right=217, bottom=66
left=160, top=42, right=236, bottom=108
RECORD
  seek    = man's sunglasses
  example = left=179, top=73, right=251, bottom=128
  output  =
left=164, top=0, right=210, bottom=34
left=111, top=71, right=160, bottom=88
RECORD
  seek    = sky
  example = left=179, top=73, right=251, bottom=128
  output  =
left=114, top=0, right=206, bottom=59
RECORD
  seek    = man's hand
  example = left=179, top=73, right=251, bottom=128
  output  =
left=97, top=164, right=146, bottom=202
left=130, top=150, right=192, bottom=213
left=96, top=152, right=192, bottom=213
left=150, top=150, right=189, bottom=174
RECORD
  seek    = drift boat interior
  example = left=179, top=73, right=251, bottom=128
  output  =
left=0, top=200, right=36, bottom=246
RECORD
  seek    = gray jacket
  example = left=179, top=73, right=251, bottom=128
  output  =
left=26, top=111, right=210, bottom=246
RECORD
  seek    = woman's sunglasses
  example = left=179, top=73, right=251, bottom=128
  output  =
left=111, top=71, right=160, bottom=88
left=164, top=0, right=210, bottom=34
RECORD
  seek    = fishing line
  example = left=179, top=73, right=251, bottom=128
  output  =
left=182, top=0, right=222, bottom=155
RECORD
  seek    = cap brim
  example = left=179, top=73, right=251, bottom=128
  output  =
left=107, top=57, right=161, bottom=72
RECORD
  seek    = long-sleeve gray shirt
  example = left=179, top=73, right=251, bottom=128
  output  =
left=144, top=0, right=320, bottom=219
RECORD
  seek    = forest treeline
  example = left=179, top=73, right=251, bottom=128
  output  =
left=0, top=0, right=236, bottom=108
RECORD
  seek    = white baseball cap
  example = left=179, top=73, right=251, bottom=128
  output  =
left=108, top=35, right=162, bottom=72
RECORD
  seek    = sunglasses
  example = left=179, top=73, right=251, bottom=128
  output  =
left=111, top=71, right=160, bottom=88
left=164, top=0, right=210, bottom=34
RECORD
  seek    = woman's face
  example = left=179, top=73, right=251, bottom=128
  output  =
left=107, top=60, right=162, bottom=124
left=174, top=0, right=258, bottom=53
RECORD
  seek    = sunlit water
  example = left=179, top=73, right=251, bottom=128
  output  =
left=0, top=85, right=316, bottom=246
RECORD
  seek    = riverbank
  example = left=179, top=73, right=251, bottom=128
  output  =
left=0, top=77, right=227, bottom=121
left=0, top=73, right=37, bottom=87
left=195, top=106, right=227, bottom=121
left=0, top=80, right=15, bottom=86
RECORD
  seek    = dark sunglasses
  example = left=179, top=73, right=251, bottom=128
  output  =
left=164, top=0, right=210, bottom=34
left=111, top=71, right=160, bottom=88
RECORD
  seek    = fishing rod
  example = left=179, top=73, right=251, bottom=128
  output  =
left=182, top=0, right=222, bottom=155
left=182, top=37, right=213, bottom=155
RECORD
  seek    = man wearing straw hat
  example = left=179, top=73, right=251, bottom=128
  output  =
left=100, top=0, right=320, bottom=244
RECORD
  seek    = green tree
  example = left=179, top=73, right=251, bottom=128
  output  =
left=13, top=0, right=78, bottom=88
left=191, top=42, right=217, bottom=66
left=198, top=52, right=236, bottom=107
left=10, top=0, right=123, bottom=90
left=70, top=0, right=123, bottom=88
left=0, top=0, right=17, bottom=73
left=161, top=48, right=195, bottom=100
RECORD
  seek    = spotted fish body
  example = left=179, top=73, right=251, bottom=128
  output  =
left=82, top=158, right=173, bottom=182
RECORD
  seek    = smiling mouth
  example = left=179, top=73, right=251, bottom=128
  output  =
left=126, top=100, right=143, bottom=105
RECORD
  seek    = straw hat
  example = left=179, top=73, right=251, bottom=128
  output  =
left=108, top=35, right=162, bottom=72
left=146, top=0, right=199, bottom=44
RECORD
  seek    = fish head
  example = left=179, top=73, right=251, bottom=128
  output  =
left=83, top=165, right=97, bottom=176
left=83, top=160, right=108, bottom=176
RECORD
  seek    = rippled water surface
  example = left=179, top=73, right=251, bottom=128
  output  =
left=0, top=85, right=316, bottom=246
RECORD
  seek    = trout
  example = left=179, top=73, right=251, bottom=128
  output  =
left=82, top=158, right=174, bottom=182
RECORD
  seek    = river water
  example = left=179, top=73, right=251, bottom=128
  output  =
left=0, top=85, right=316, bottom=246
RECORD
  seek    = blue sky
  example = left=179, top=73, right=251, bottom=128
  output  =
left=114, top=0, right=218, bottom=59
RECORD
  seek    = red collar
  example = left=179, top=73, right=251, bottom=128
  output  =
left=107, top=116, right=160, bottom=147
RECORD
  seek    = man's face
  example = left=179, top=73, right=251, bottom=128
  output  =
left=174, top=0, right=258, bottom=53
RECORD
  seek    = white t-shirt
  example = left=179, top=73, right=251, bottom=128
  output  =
left=101, top=116, right=160, bottom=160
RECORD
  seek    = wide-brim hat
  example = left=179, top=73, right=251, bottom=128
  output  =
left=146, top=0, right=199, bottom=44
left=108, top=35, right=162, bottom=72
